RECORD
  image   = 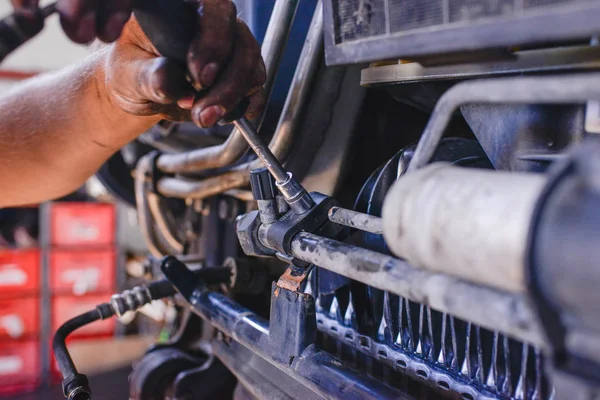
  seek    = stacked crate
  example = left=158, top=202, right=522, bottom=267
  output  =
left=0, top=249, right=41, bottom=394
left=41, top=202, right=118, bottom=379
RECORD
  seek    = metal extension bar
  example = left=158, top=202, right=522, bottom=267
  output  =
left=156, top=0, right=300, bottom=174
left=156, top=1, right=324, bottom=200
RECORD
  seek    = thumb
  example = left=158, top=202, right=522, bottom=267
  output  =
left=108, top=43, right=193, bottom=113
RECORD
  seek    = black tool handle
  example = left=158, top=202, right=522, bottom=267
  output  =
left=133, top=0, right=196, bottom=64
left=133, top=0, right=249, bottom=121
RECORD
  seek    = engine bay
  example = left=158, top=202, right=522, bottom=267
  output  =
left=51, top=0, right=600, bottom=399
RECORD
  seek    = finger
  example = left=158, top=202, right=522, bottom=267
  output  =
left=245, top=88, right=266, bottom=120
left=57, top=0, right=99, bottom=44
left=187, top=0, right=237, bottom=89
left=107, top=42, right=194, bottom=118
left=191, top=20, right=261, bottom=127
left=131, top=57, right=194, bottom=106
left=10, top=0, right=39, bottom=9
left=177, top=96, right=195, bottom=111
left=97, top=0, right=132, bottom=43
left=250, top=56, right=267, bottom=91
left=244, top=61, right=267, bottom=119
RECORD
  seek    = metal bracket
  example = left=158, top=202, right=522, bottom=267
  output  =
left=263, top=192, right=338, bottom=254
left=269, top=283, right=317, bottom=365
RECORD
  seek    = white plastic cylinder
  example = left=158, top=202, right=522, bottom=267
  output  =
left=381, top=163, right=546, bottom=293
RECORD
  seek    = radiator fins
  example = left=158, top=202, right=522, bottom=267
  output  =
left=310, top=270, right=550, bottom=399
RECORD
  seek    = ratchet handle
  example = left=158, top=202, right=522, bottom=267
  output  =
left=133, top=0, right=195, bottom=64
left=133, top=0, right=250, bottom=123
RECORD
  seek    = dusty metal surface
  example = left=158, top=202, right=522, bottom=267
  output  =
left=328, top=206, right=383, bottom=234
left=361, top=46, right=600, bottom=86
left=323, top=0, right=600, bottom=65
left=290, top=232, right=546, bottom=347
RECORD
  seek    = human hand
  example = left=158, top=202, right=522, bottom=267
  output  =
left=11, top=0, right=131, bottom=43
left=104, top=1, right=265, bottom=127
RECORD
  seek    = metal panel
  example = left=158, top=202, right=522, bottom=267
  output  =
left=323, top=0, right=600, bottom=65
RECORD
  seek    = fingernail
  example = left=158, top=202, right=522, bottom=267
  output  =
left=200, top=63, right=219, bottom=87
left=104, top=12, right=130, bottom=42
left=76, top=11, right=96, bottom=42
left=177, top=96, right=194, bottom=110
left=194, top=105, right=226, bottom=127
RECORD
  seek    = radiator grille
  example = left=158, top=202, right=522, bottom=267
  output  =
left=307, top=270, right=550, bottom=399
left=334, top=0, right=588, bottom=44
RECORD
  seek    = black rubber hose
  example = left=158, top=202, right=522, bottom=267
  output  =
left=53, top=304, right=115, bottom=400
left=53, top=309, right=99, bottom=379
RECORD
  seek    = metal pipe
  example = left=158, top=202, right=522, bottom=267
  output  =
left=147, top=193, right=184, bottom=254
left=134, top=155, right=180, bottom=257
left=189, top=291, right=410, bottom=399
left=328, top=206, right=383, bottom=234
left=408, top=72, right=600, bottom=172
left=289, top=232, right=546, bottom=347
left=156, top=1, right=324, bottom=199
left=156, top=0, right=300, bottom=174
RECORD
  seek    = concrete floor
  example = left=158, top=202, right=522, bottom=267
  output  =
left=2, top=336, right=153, bottom=400
left=6, top=366, right=132, bottom=400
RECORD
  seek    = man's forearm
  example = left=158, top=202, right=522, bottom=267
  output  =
left=0, top=48, right=160, bottom=207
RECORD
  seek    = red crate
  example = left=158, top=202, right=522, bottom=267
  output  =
left=50, top=250, right=115, bottom=295
left=0, top=250, right=39, bottom=296
left=0, top=341, right=40, bottom=394
left=49, top=203, right=115, bottom=247
left=0, top=297, right=38, bottom=340
left=52, top=294, right=115, bottom=338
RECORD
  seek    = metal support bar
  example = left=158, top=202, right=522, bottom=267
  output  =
left=328, top=206, right=383, bottom=234
left=159, top=256, right=409, bottom=399
left=156, top=1, right=324, bottom=199
left=360, top=46, right=600, bottom=86
left=156, top=0, right=300, bottom=174
left=408, top=72, right=600, bottom=172
left=289, top=232, right=547, bottom=348
left=213, top=339, right=322, bottom=400
left=185, top=290, right=411, bottom=399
